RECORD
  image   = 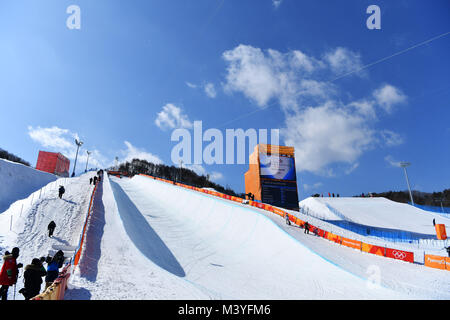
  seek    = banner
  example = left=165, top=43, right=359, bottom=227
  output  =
left=341, top=238, right=362, bottom=250
left=326, top=232, right=342, bottom=244
left=385, top=248, right=414, bottom=263
left=424, top=254, right=447, bottom=270
left=361, top=243, right=385, bottom=256
left=435, top=224, right=447, bottom=240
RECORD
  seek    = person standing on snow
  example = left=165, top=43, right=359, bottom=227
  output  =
left=58, top=186, right=65, bottom=199
left=44, top=250, right=65, bottom=290
left=0, top=247, right=23, bottom=300
left=285, top=213, right=291, bottom=225
left=19, top=258, right=47, bottom=300
left=304, top=222, right=310, bottom=234
left=47, top=221, right=56, bottom=238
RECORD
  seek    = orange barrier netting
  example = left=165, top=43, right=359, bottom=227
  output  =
left=138, top=174, right=425, bottom=267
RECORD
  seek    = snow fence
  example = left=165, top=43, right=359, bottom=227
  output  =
left=136, top=173, right=447, bottom=272
left=32, top=175, right=102, bottom=300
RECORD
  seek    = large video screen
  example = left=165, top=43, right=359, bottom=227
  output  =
left=259, top=153, right=296, bottom=181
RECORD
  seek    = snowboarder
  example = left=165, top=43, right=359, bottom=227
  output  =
left=58, top=186, right=65, bottom=199
left=0, top=247, right=23, bottom=300
left=48, top=221, right=56, bottom=238
left=19, top=258, right=47, bottom=300
left=44, top=250, right=65, bottom=290
left=89, top=177, right=93, bottom=185
left=433, top=218, right=436, bottom=226
left=304, top=222, right=310, bottom=234
left=285, top=213, right=291, bottom=225
left=93, top=176, right=98, bottom=185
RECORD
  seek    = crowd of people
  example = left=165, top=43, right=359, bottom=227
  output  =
left=0, top=247, right=66, bottom=300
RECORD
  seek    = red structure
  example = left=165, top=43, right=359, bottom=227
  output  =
left=36, top=151, right=70, bottom=177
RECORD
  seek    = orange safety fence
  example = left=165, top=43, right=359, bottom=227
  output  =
left=73, top=182, right=98, bottom=266
left=326, top=232, right=342, bottom=244
left=341, top=237, right=362, bottom=250
left=138, top=174, right=438, bottom=269
left=362, top=243, right=385, bottom=256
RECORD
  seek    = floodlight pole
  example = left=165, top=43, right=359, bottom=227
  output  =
left=85, top=151, right=91, bottom=172
left=72, top=139, right=84, bottom=177
left=400, top=162, right=414, bottom=206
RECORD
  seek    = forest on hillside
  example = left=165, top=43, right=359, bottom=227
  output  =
left=0, top=148, right=30, bottom=167
left=117, top=158, right=245, bottom=198
left=369, top=190, right=450, bottom=208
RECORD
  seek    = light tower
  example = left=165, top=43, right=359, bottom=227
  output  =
left=72, top=138, right=84, bottom=177
left=85, top=150, right=92, bottom=172
left=400, top=162, right=414, bottom=206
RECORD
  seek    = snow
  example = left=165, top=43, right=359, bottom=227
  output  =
left=66, top=175, right=408, bottom=299
left=299, top=197, right=450, bottom=235
left=1, top=164, right=449, bottom=300
left=0, top=159, right=57, bottom=213
left=0, top=172, right=96, bottom=300
left=297, top=197, right=450, bottom=258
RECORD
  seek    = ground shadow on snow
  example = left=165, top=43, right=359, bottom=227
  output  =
left=110, top=180, right=186, bottom=277
left=64, top=287, right=92, bottom=300
left=78, top=180, right=106, bottom=282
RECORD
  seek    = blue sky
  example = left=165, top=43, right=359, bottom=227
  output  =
left=0, top=0, right=449, bottom=199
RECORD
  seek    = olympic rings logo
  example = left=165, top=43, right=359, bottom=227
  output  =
left=392, top=250, right=407, bottom=260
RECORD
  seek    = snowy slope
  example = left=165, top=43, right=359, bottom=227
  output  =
left=70, top=174, right=407, bottom=299
left=0, top=159, right=57, bottom=213
left=2, top=166, right=449, bottom=300
left=299, top=197, right=450, bottom=235
left=0, top=172, right=96, bottom=300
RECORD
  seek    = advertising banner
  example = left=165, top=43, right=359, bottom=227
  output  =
left=362, top=243, right=385, bottom=256
left=385, top=248, right=414, bottom=263
left=424, top=254, right=447, bottom=270
left=341, top=238, right=362, bottom=250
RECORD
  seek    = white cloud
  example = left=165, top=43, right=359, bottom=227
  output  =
left=303, top=182, right=323, bottom=191
left=384, top=155, right=402, bottom=167
left=380, top=130, right=404, bottom=147
left=120, top=141, right=163, bottom=164
left=272, top=0, right=283, bottom=8
left=222, top=45, right=329, bottom=111
left=345, top=162, right=360, bottom=175
left=282, top=102, right=375, bottom=174
left=27, top=126, right=106, bottom=169
left=186, top=82, right=198, bottom=89
left=155, top=103, right=193, bottom=131
left=324, top=47, right=364, bottom=76
left=221, top=45, right=408, bottom=176
left=373, top=84, right=407, bottom=113
left=204, top=83, right=217, bottom=98
left=28, top=126, right=75, bottom=151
